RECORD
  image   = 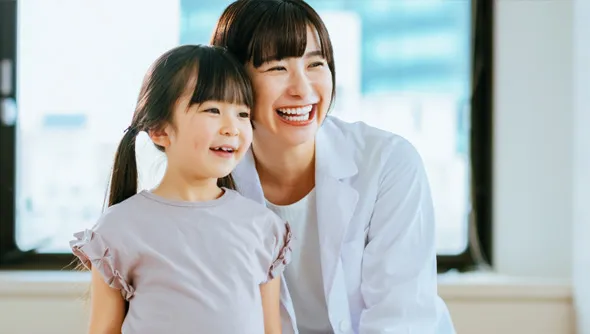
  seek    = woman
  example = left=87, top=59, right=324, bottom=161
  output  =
left=211, top=0, right=456, bottom=333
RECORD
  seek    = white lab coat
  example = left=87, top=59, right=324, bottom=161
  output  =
left=232, top=116, right=456, bottom=334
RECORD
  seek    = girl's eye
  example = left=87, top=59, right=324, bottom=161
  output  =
left=239, top=112, right=250, bottom=118
left=204, top=108, right=220, bottom=114
left=267, top=66, right=286, bottom=72
left=310, top=61, right=325, bottom=68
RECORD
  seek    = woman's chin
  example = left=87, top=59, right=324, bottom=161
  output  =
left=253, top=115, right=324, bottom=149
left=271, top=129, right=318, bottom=149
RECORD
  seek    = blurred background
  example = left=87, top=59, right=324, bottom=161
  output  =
left=1, top=0, right=589, bottom=333
left=11, top=0, right=472, bottom=256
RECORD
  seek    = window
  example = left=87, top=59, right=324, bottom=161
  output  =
left=0, top=0, right=492, bottom=270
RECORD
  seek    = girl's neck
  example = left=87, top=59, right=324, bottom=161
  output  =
left=252, top=138, right=315, bottom=204
left=152, top=167, right=222, bottom=202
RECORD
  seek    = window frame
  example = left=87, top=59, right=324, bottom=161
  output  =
left=0, top=0, right=493, bottom=271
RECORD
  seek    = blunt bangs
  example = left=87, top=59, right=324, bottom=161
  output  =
left=247, top=1, right=334, bottom=67
left=189, top=46, right=253, bottom=109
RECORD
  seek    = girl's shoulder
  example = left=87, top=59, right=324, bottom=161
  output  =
left=222, top=188, right=280, bottom=222
left=90, top=193, right=151, bottom=236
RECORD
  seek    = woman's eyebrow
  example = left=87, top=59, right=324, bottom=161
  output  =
left=259, top=50, right=323, bottom=64
left=304, top=50, right=323, bottom=58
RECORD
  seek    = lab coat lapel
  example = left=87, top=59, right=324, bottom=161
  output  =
left=315, top=119, right=359, bottom=309
left=231, top=148, right=265, bottom=203
left=232, top=117, right=360, bottom=330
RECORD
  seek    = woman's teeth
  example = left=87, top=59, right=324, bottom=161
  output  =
left=276, top=105, right=313, bottom=122
left=282, top=114, right=310, bottom=121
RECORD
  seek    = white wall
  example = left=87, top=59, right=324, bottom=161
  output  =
left=493, top=0, right=574, bottom=279
left=572, top=0, right=590, bottom=332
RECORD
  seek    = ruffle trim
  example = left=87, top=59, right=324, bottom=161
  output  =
left=70, top=229, right=135, bottom=301
left=268, top=221, right=293, bottom=280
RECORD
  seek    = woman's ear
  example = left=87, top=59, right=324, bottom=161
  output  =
left=148, top=125, right=172, bottom=148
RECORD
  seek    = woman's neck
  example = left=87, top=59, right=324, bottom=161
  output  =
left=152, top=167, right=222, bottom=202
left=252, top=138, right=316, bottom=205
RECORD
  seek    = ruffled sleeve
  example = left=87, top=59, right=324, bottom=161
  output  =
left=70, top=229, right=135, bottom=301
left=267, top=220, right=293, bottom=281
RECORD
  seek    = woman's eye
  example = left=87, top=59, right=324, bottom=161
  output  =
left=310, top=61, right=325, bottom=68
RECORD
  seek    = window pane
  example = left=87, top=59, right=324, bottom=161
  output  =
left=16, top=0, right=470, bottom=255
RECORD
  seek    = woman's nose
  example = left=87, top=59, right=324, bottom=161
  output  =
left=287, top=69, right=313, bottom=98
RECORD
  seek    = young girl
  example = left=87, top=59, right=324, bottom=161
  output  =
left=69, top=45, right=291, bottom=334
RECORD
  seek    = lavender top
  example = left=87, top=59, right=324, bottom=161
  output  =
left=70, top=188, right=292, bottom=334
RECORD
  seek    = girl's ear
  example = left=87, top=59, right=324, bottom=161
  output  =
left=149, top=125, right=172, bottom=148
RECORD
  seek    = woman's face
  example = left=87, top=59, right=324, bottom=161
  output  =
left=246, top=25, right=333, bottom=148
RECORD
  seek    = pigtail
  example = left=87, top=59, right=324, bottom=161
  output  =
left=108, top=126, right=140, bottom=207
left=217, top=174, right=237, bottom=191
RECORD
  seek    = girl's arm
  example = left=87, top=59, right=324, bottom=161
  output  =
left=260, top=276, right=282, bottom=334
left=88, top=266, right=126, bottom=334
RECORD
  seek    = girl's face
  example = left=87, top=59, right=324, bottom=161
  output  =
left=151, top=92, right=253, bottom=181
left=246, top=26, right=333, bottom=148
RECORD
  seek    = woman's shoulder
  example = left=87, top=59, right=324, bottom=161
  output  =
left=324, top=116, right=424, bottom=170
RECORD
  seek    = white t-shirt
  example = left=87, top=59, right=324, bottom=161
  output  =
left=266, top=189, right=333, bottom=334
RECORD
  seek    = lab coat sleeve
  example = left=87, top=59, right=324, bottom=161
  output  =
left=358, top=137, right=454, bottom=334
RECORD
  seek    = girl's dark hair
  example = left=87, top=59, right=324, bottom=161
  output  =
left=108, top=45, right=253, bottom=207
left=210, top=0, right=336, bottom=106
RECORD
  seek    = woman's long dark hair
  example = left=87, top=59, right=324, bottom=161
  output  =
left=108, top=45, right=252, bottom=207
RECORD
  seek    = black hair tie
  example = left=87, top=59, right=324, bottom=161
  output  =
left=124, top=125, right=139, bottom=135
